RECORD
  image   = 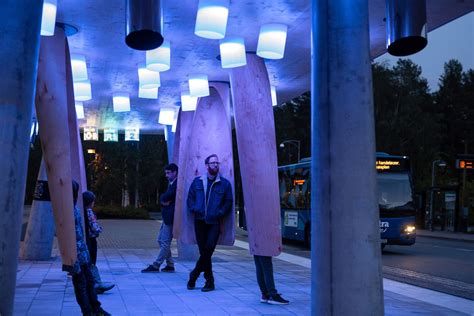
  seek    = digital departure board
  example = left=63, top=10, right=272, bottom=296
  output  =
left=456, top=159, right=474, bottom=170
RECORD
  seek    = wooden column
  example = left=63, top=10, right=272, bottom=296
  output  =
left=35, top=27, right=77, bottom=268
left=0, top=2, right=43, bottom=314
left=20, top=159, right=56, bottom=260
left=230, top=54, right=282, bottom=256
left=65, top=38, right=87, bottom=212
left=178, top=87, right=235, bottom=245
left=172, top=110, right=199, bottom=260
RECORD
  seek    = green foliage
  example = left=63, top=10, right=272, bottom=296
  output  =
left=84, top=133, right=168, bottom=207
left=372, top=59, right=441, bottom=190
left=93, top=205, right=151, bottom=219
left=274, top=91, right=311, bottom=165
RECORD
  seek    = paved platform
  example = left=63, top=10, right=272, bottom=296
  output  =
left=13, top=220, right=473, bottom=315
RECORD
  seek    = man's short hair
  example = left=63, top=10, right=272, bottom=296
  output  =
left=83, top=191, right=96, bottom=207
left=205, top=154, right=219, bottom=164
left=165, top=163, right=178, bottom=173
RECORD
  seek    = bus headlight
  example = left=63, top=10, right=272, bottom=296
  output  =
left=403, top=225, right=416, bottom=234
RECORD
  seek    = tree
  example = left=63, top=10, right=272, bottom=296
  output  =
left=372, top=59, right=439, bottom=190
left=274, top=91, right=311, bottom=165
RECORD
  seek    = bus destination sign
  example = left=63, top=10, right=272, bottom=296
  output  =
left=376, top=158, right=408, bottom=172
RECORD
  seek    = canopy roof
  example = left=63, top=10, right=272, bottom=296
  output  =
left=56, top=0, right=473, bottom=133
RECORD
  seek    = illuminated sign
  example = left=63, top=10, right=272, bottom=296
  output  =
left=125, top=128, right=140, bottom=141
left=375, top=158, right=409, bottom=172
left=84, top=127, right=98, bottom=141
left=456, top=159, right=473, bottom=170
left=376, top=160, right=400, bottom=170
left=293, top=179, right=305, bottom=186
left=104, top=128, right=118, bottom=142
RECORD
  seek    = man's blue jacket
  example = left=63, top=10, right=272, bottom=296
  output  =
left=187, top=174, right=233, bottom=224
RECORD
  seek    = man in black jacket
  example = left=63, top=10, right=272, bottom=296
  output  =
left=142, top=163, right=178, bottom=273
left=186, top=154, right=233, bottom=292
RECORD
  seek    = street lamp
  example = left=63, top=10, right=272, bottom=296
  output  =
left=279, top=140, right=301, bottom=163
left=429, top=159, right=447, bottom=231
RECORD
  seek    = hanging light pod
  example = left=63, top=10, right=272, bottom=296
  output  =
left=113, top=93, right=131, bottom=112
left=257, top=23, right=288, bottom=59
left=219, top=37, right=247, bottom=68
left=40, top=0, right=58, bottom=36
left=195, top=0, right=229, bottom=39
left=146, top=40, right=171, bottom=72
left=188, top=74, right=209, bottom=97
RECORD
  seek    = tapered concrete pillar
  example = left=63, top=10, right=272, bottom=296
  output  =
left=165, top=125, right=175, bottom=163
left=171, top=109, right=182, bottom=164
left=35, top=27, right=77, bottom=269
left=177, top=87, right=235, bottom=245
left=230, top=54, right=282, bottom=256
left=311, top=0, right=384, bottom=315
left=0, top=2, right=43, bottom=315
left=172, top=110, right=199, bottom=260
left=20, top=159, right=56, bottom=260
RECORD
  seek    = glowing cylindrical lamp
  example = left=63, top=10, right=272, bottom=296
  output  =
left=181, top=92, right=198, bottom=111
left=159, top=107, right=177, bottom=125
left=138, top=64, right=161, bottom=89
left=71, top=55, right=88, bottom=82
left=75, top=102, right=85, bottom=119
left=138, top=87, right=159, bottom=99
left=219, top=37, right=247, bottom=68
left=189, top=74, right=209, bottom=97
left=271, top=86, right=277, bottom=106
left=257, top=23, right=288, bottom=59
left=113, top=93, right=131, bottom=112
left=74, top=80, right=92, bottom=101
left=40, top=0, right=58, bottom=36
left=195, top=0, right=229, bottom=39
left=146, top=40, right=171, bottom=72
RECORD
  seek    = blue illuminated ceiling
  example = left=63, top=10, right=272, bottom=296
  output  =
left=56, top=0, right=473, bottom=134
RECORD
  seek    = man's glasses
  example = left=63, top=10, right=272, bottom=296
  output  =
left=207, top=162, right=220, bottom=166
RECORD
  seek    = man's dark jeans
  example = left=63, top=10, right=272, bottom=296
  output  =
left=192, top=219, right=220, bottom=281
left=254, top=255, right=277, bottom=296
left=72, top=264, right=101, bottom=314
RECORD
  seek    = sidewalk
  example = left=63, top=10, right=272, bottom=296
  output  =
left=13, top=219, right=473, bottom=315
left=417, top=229, right=474, bottom=242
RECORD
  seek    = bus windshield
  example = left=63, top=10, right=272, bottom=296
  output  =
left=376, top=173, right=413, bottom=210
left=278, top=165, right=310, bottom=209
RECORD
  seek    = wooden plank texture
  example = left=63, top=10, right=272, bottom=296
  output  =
left=177, top=87, right=235, bottom=245
left=35, top=28, right=77, bottom=266
left=230, top=54, right=282, bottom=256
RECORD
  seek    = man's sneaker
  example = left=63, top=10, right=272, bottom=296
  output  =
left=161, top=266, right=175, bottom=272
left=141, top=265, right=160, bottom=273
left=260, top=294, right=270, bottom=303
left=187, top=271, right=199, bottom=290
left=267, top=293, right=289, bottom=305
left=95, top=282, right=115, bottom=294
left=201, top=281, right=215, bottom=292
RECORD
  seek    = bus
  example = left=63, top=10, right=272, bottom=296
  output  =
left=241, top=153, right=417, bottom=248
